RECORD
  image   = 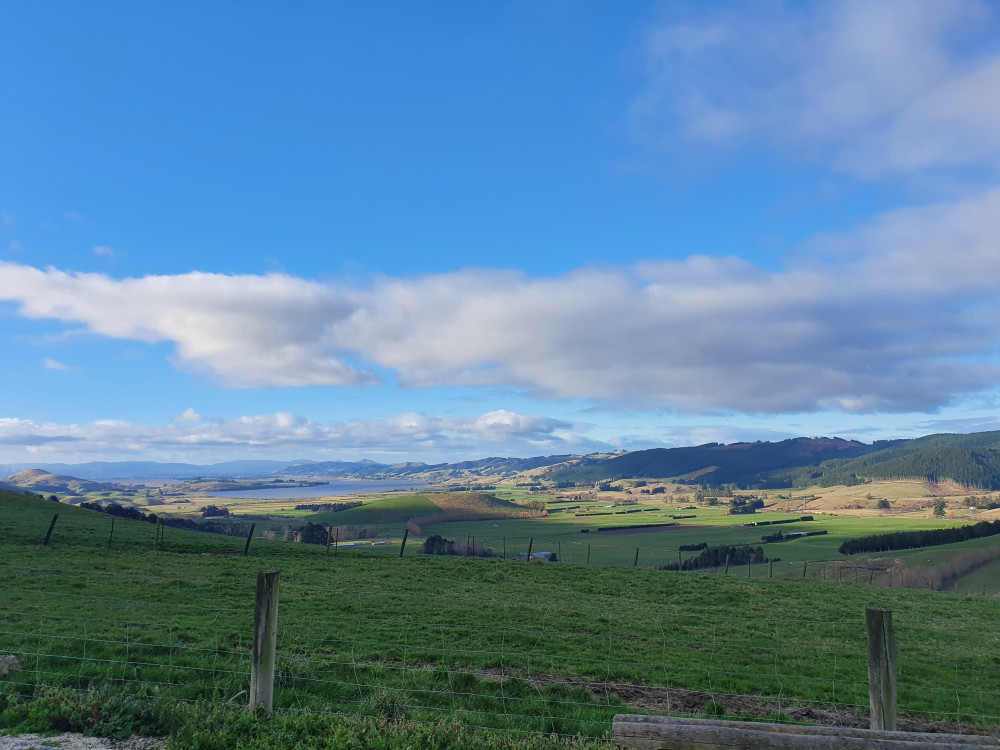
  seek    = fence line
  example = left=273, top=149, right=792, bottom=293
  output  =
left=3, top=552, right=999, bottom=741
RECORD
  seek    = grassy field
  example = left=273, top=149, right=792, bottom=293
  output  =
left=3, top=488, right=1000, bottom=748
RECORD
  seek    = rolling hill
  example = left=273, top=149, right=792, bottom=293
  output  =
left=546, top=437, right=893, bottom=487
left=0, top=468, right=117, bottom=496
left=796, top=431, right=1000, bottom=490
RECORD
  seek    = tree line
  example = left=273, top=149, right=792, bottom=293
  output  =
left=838, top=520, right=1000, bottom=555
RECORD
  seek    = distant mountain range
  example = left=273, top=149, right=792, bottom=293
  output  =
left=5, top=430, right=1000, bottom=490
left=0, top=459, right=300, bottom=480
left=271, top=455, right=579, bottom=481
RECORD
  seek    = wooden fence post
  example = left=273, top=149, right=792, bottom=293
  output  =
left=866, top=607, right=897, bottom=731
left=769, top=559, right=773, bottom=578
left=399, top=528, right=409, bottom=557
left=243, top=523, right=256, bottom=557
left=633, top=547, right=640, bottom=568
left=108, top=517, right=115, bottom=549
left=869, top=568, right=874, bottom=585
left=587, top=544, right=591, bottom=565
left=526, top=537, right=533, bottom=562
left=724, top=555, right=730, bottom=575
left=465, top=535, right=471, bottom=557
left=326, top=525, right=333, bottom=555
left=802, top=561, right=808, bottom=578
left=250, top=570, right=280, bottom=714
left=43, top=514, right=59, bottom=546
left=334, top=527, right=339, bottom=556
left=747, top=556, right=751, bottom=578
left=678, top=550, right=682, bottom=571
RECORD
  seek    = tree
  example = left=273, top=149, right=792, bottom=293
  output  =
left=933, top=499, right=946, bottom=517
left=877, top=499, right=891, bottom=510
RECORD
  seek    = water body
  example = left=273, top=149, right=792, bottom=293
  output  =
left=207, top=479, right=427, bottom=500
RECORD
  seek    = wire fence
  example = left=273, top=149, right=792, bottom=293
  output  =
left=3, top=554, right=1000, bottom=743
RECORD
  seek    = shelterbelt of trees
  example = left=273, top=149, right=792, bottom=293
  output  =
left=838, top=520, right=1000, bottom=555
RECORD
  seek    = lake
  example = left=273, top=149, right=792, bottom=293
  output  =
left=207, top=479, right=428, bottom=500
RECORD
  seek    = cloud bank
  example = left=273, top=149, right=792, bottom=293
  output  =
left=0, top=410, right=597, bottom=463
left=2, top=189, right=1000, bottom=415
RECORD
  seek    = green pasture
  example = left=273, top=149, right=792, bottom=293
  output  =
left=3, top=488, right=1000, bottom=746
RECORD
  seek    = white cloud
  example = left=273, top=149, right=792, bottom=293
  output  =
left=0, top=266, right=374, bottom=388
left=43, top=358, right=69, bottom=371
left=173, top=408, right=204, bottom=424
left=0, top=410, right=601, bottom=463
left=9, top=241, right=22, bottom=252
left=1, top=212, right=14, bottom=227
left=2, top=188, right=1000, bottom=414
left=93, top=245, right=116, bottom=258
left=635, top=0, right=1000, bottom=179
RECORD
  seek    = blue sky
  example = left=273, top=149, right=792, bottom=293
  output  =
left=3, top=0, right=1000, bottom=464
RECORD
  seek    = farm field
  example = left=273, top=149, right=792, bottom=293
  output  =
left=3, top=488, right=1000, bottom=748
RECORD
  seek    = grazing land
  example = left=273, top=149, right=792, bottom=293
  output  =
left=2, top=488, right=1000, bottom=748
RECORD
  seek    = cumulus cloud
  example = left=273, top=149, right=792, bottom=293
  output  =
left=2, top=188, right=1000, bottom=413
left=634, top=0, right=1000, bottom=178
left=0, top=410, right=601, bottom=463
left=173, top=408, right=204, bottom=424
left=42, top=358, right=71, bottom=371
left=0, top=265, right=374, bottom=388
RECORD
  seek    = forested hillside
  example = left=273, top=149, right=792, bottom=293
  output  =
left=546, top=437, right=887, bottom=486
left=807, top=431, right=1000, bottom=490
left=546, top=431, right=1000, bottom=490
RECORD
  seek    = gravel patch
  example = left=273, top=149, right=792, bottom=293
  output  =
left=0, top=734, right=165, bottom=750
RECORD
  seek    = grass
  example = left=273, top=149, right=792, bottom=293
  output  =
left=4, top=488, right=1000, bottom=746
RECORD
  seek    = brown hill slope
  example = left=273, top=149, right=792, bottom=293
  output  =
left=0, top=469, right=114, bottom=496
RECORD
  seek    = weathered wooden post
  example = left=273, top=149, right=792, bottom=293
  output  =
left=724, top=554, right=731, bottom=575
left=250, top=570, right=280, bottom=714
left=587, top=544, right=591, bottom=565
left=769, top=559, right=773, bottom=578
left=502, top=536, right=506, bottom=560
left=243, top=523, right=256, bottom=557
left=526, top=537, right=533, bottom=562
left=678, top=550, right=682, bottom=571
left=399, top=528, right=409, bottom=557
left=866, top=607, right=897, bottom=731
left=43, top=514, right=59, bottom=546
left=869, top=568, right=875, bottom=585
left=108, top=517, right=115, bottom=548
left=802, top=561, right=808, bottom=578
left=326, top=525, right=333, bottom=556
left=334, top=527, right=339, bottom=556
left=747, top=556, right=751, bottom=578
left=633, top=547, right=640, bottom=568
left=465, top=535, right=471, bottom=557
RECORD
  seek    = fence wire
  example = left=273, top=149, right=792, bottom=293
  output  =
left=3, top=557, right=999, bottom=742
